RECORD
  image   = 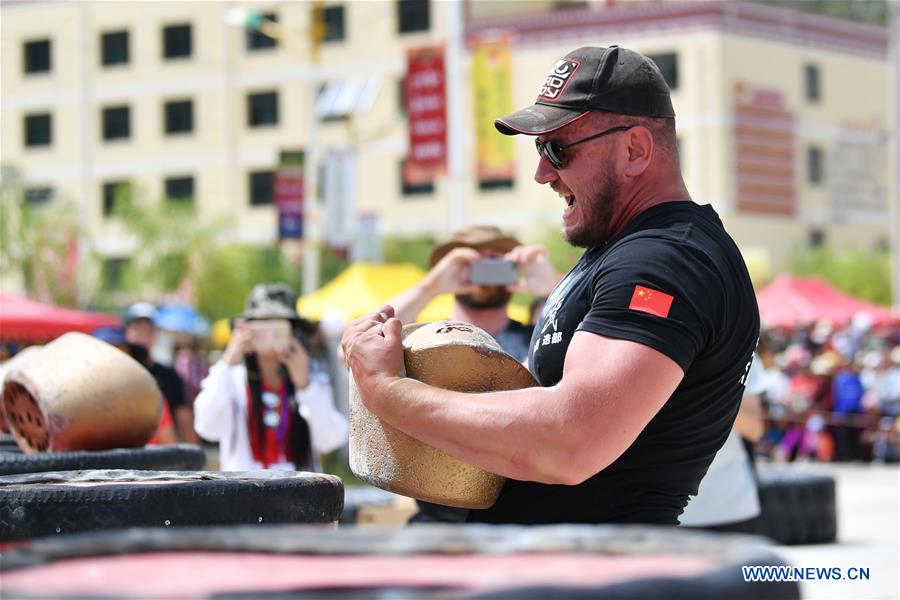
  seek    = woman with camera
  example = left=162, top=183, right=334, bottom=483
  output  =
left=194, top=284, right=348, bottom=471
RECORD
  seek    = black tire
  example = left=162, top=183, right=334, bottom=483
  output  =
left=0, top=444, right=206, bottom=476
left=0, top=524, right=798, bottom=600
left=755, top=469, right=837, bottom=545
left=0, top=433, right=22, bottom=453
left=0, top=470, right=344, bottom=542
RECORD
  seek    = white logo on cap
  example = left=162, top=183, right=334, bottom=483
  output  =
left=538, top=59, right=580, bottom=102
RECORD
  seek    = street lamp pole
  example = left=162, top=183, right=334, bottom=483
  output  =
left=302, top=0, right=326, bottom=297
left=890, top=0, right=900, bottom=313
left=445, top=0, right=467, bottom=233
left=226, top=3, right=324, bottom=296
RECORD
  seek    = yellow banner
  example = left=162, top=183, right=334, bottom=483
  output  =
left=472, top=35, right=515, bottom=181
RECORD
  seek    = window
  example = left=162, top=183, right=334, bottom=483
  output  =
left=165, top=176, right=195, bottom=202
left=23, top=39, right=51, bottom=74
left=102, top=106, right=130, bottom=140
left=247, top=91, right=279, bottom=127
left=808, top=228, right=826, bottom=248
left=163, top=23, right=192, bottom=59
left=246, top=13, right=278, bottom=50
left=164, top=99, right=193, bottom=134
left=102, top=257, right=129, bottom=291
left=102, top=181, right=132, bottom=217
left=324, top=6, right=346, bottom=42
left=101, top=31, right=129, bottom=66
left=478, top=179, right=514, bottom=192
left=24, top=113, right=52, bottom=147
left=24, top=187, right=53, bottom=206
left=398, top=0, right=429, bottom=34
left=400, top=161, right=434, bottom=196
left=804, top=64, right=820, bottom=102
left=647, top=52, right=678, bottom=91
left=807, top=146, right=824, bottom=185
left=249, top=171, right=274, bottom=206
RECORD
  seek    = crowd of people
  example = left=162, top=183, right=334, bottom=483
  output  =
left=754, top=319, right=900, bottom=464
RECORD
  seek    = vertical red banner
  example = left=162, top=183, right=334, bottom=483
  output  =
left=276, top=150, right=305, bottom=240
left=405, top=45, right=447, bottom=184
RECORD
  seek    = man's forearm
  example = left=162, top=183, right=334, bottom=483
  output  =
left=365, top=376, right=587, bottom=484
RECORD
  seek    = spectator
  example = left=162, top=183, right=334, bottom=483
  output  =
left=194, top=284, right=348, bottom=471
left=124, top=303, right=200, bottom=443
left=91, top=325, right=177, bottom=445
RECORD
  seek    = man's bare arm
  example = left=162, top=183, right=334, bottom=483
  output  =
left=347, top=314, right=683, bottom=485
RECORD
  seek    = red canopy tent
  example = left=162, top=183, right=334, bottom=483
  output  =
left=757, top=276, right=898, bottom=329
left=0, top=294, right=120, bottom=343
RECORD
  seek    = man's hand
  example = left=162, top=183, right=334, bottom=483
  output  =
left=340, top=305, right=406, bottom=410
left=422, top=247, right=482, bottom=297
left=505, top=244, right=561, bottom=297
left=221, top=323, right=254, bottom=366
left=280, top=338, right=311, bottom=390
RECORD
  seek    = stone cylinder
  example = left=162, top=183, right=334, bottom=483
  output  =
left=1, top=332, right=162, bottom=453
left=350, top=321, right=536, bottom=509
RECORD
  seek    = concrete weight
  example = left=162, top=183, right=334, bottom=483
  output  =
left=1, top=333, right=162, bottom=453
left=349, top=321, right=536, bottom=509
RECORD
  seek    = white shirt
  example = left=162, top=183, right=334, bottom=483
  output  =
left=680, top=355, right=765, bottom=526
left=194, top=360, right=348, bottom=471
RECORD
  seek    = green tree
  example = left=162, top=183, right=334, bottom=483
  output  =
left=788, top=245, right=893, bottom=305
left=0, top=165, right=85, bottom=307
left=107, top=191, right=228, bottom=301
left=382, top=234, right=437, bottom=269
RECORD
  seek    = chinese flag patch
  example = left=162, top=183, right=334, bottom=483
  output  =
left=628, top=285, right=674, bottom=318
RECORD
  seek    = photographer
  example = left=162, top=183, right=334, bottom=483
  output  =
left=390, top=225, right=562, bottom=365
left=194, top=284, right=348, bottom=471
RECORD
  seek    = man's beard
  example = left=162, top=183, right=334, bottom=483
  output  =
left=456, top=286, right=512, bottom=309
left=563, top=165, right=620, bottom=248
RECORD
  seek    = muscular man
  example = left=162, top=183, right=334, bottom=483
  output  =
left=343, top=46, right=759, bottom=524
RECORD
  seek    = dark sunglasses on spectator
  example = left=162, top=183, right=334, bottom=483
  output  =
left=535, top=125, right=635, bottom=170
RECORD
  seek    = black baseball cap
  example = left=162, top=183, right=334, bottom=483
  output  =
left=495, top=45, right=675, bottom=136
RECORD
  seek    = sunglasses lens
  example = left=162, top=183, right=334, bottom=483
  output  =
left=535, top=140, right=564, bottom=169
left=547, top=143, right=565, bottom=168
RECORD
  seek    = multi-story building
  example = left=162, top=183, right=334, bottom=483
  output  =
left=1, top=0, right=893, bottom=294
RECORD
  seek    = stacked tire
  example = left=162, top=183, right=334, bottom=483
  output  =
left=0, top=470, right=344, bottom=542
left=0, top=444, right=206, bottom=476
left=0, top=523, right=799, bottom=599
left=755, top=469, right=837, bottom=545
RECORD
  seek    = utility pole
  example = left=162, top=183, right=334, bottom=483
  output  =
left=226, top=3, right=325, bottom=296
left=445, top=0, right=467, bottom=233
left=302, top=0, right=326, bottom=297
left=891, top=0, right=900, bottom=313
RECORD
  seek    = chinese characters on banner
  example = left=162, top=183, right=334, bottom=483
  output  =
left=404, top=45, right=447, bottom=185
left=472, top=34, right=515, bottom=182
left=276, top=150, right=305, bottom=240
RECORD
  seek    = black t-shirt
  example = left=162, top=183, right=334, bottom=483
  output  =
left=468, top=202, right=760, bottom=525
left=150, top=362, right=186, bottom=413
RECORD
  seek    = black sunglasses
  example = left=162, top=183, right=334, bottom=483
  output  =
left=535, top=125, right=635, bottom=170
